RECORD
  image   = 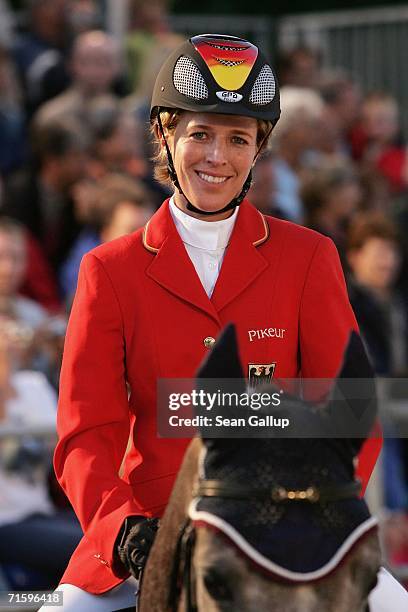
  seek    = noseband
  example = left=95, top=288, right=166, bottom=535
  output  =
left=167, top=478, right=362, bottom=611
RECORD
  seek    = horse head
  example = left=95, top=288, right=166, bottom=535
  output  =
left=186, top=324, right=381, bottom=612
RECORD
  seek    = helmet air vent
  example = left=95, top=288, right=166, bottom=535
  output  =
left=173, top=56, right=209, bottom=100
left=249, top=64, right=276, bottom=106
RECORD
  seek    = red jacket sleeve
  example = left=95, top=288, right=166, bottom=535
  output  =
left=299, top=236, right=382, bottom=493
left=54, top=252, right=144, bottom=576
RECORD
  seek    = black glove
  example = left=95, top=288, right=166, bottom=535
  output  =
left=116, top=516, right=159, bottom=579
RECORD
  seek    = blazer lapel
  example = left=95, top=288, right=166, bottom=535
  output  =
left=143, top=199, right=271, bottom=319
left=211, top=201, right=270, bottom=312
left=144, top=201, right=220, bottom=324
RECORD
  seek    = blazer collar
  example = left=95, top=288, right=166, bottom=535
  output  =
left=143, top=199, right=270, bottom=320
left=143, top=199, right=269, bottom=253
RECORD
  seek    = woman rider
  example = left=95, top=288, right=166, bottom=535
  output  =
left=47, top=34, right=383, bottom=611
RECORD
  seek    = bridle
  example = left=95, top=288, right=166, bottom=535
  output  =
left=166, top=478, right=362, bottom=612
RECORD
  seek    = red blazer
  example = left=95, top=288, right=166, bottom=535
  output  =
left=54, top=199, right=382, bottom=592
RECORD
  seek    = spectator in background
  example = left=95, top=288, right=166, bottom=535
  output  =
left=346, top=212, right=406, bottom=376
left=60, top=173, right=154, bottom=302
left=302, top=158, right=363, bottom=260
left=12, top=0, right=68, bottom=115
left=276, top=45, right=322, bottom=89
left=318, top=69, right=362, bottom=156
left=0, top=169, right=61, bottom=312
left=3, top=119, right=87, bottom=273
left=125, top=0, right=183, bottom=95
left=248, top=150, right=286, bottom=218
left=269, top=86, right=325, bottom=223
left=0, top=217, right=66, bottom=387
left=0, top=217, right=48, bottom=331
left=351, top=92, right=408, bottom=194
left=65, top=0, right=101, bottom=37
left=346, top=212, right=408, bottom=531
left=0, top=45, right=26, bottom=175
left=86, top=99, right=147, bottom=179
left=85, top=97, right=167, bottom=207
left=34, top=30, right=121, bottom=130
left=358, top=167, right=392, bottom=215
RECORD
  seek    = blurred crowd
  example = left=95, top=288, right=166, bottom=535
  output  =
left=1, top=0, right=408, bottom=592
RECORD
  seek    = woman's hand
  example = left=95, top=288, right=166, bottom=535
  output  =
left=116, top=516, right=160, bottom=578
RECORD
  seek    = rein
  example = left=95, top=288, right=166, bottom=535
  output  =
left=167, top=478, right=361, bottom=611
left=168, top=519, right=197, bottom=612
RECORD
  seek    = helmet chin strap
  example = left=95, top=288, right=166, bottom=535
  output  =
left=185, top=170, right=252, bottom=216
left=157, top=112, right=270, bottom=217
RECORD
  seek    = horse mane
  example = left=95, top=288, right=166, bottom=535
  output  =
left=139, top=439, right=201, bottom=612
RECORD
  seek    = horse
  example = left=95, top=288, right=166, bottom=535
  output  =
left=139, top=325, right=382, bottom=612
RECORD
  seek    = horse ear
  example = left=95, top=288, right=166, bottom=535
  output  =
left=195, top=324, right=246, bottom=449
left=337, top=331, right=375, bottom=380
left=327, top=331, right=377, bottom=452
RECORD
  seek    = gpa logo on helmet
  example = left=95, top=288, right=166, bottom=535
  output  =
left=216, top=91, right=243, bottom=103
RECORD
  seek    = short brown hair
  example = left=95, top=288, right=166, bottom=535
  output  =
left=150, top=109, right=273, bottom=187
left=347, top=211, right=399, bottom=252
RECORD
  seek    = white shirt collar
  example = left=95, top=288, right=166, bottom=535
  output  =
left=169, top=196, right=238, bottom=251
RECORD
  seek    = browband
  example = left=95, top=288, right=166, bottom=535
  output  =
left=194, top=479, right=362, bottom=504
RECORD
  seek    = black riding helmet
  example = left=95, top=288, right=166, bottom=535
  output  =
left=150, top=34, right=281, bottom=216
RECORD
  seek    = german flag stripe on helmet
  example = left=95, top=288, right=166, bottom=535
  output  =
left=191, top=35, right=258, bottom=91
